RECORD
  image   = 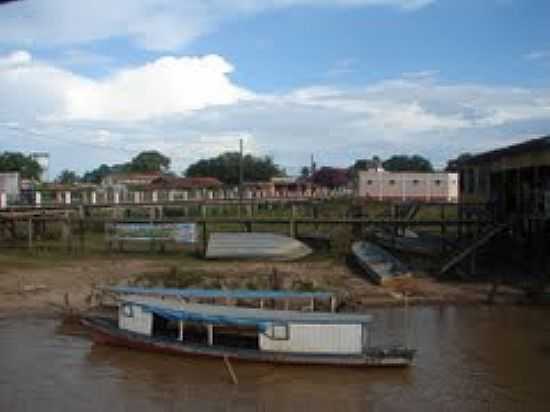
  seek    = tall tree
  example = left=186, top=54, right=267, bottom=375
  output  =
left=82, top=164, right=114, bottom=184
left=128, top=150, right=170, bottom=172
left=445, top=153, right=473, bottom=172
left=0, top=151, right=42, bottom=180
left=300, top=166, right=310, bottom=179
left=382, top=155, right=434, bottom=172
left=310, top=167, right=350, bottom=188
left=185, top=152, right=284, bottom=185
left=56, top=169, right=80, bottom=185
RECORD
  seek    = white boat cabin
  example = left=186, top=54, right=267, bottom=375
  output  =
left=118, top=298, right=373, bottom=355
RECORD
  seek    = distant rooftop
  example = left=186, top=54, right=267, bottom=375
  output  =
left=465, top=135, right=550, bottom=165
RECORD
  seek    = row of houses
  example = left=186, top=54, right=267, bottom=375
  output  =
left=2, top=135, right=549, bottom=216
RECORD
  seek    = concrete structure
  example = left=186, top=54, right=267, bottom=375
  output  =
left=459, top=135, right=550, bottom=219
left=0, top=172, right=20, bottom=201
left=30, top=152, right=50, bottom=182
left=357, top=169, right=459, bottom=202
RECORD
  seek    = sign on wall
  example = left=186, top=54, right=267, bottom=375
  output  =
left=111, top=223, right=197, bottom=243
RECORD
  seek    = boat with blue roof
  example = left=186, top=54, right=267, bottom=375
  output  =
left=81, top=289, right=415, bottom=367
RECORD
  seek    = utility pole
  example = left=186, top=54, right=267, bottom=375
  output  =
left=239, top=138, right=244, bottom=214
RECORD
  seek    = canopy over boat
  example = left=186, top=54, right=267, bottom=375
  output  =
left=122, top=298, right=373, bottom=330
left=109, top=286, right=333, bottom=301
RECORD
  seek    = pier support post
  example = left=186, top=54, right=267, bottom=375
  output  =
left=90, top=191, right=97, bottom=205
left=207, top=324, right=214, bottom=346
left=64, top=191, right=72, bottom=205
left=35, top=191, right=41, bottom=207
left=27, top=218, right=33, bottom=250
left=0, top=192, right=6, bottom=209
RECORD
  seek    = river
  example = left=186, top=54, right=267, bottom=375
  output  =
left=1, top=306, right=549, bottom=411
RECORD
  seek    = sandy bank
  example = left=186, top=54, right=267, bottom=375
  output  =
left=0, top=255, right=525, bottom=317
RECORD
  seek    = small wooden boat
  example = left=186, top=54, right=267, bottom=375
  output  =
left=206, top=232, right=312, bottom=261
left=352, top=241, right=411, bottom=285
left=81, top=299, right=414, bottom=368
left=373, top=230, right=442, bottom=256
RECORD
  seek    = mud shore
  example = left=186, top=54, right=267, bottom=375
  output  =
left=0, top=252, right=528, bottom=317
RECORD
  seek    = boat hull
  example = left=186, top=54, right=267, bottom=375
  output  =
left=352, top=241, right=411, bottom=285
left=81, top=317, right=414, bottom=368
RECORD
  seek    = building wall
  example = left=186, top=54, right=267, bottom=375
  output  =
left=259, top=323, right=363, bottom=354
left=0, top=172, right=20, bottom=200
left=357, top=171, right=459, bottom=202
left=118, top=303, right=153, bottom=336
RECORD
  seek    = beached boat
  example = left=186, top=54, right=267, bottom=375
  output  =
left=81, top=298, right=414, bottom=367
left=373, top=230, right=442, bottom=256
left=352, top=241, right=411, bottom=285
left=206, top=232, right=312, bottom=261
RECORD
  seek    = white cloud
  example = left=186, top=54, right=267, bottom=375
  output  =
left=1, top=50, right=550, bottom=175
left=524, top=50, right=550, bottom=61
left=0, top=51, right=252, bottom=122
left=0, top=50, right=32, bottom=68
left=0, top=0, right=435, bottom=51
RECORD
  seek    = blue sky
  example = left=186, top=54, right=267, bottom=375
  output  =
left=0, top=0, right=549, bottom=177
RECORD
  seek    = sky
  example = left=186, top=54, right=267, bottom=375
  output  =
left=0, top=0, right=549, bottom=177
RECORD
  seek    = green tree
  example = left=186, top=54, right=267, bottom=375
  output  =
left=445, top=153, right=473, bottom=172
left=300, top=166, right=310, bottom=179
left=311, top=167, right=350, bottom=188
left=56, top=169, right=80, bottom=185
left=0, top=151, right=42, bottom=180
left=128, top=151, right=170, bottom=172
left=382, top=155, right=434, bottom=172
left=185, top=152, right=285, bottom=185
left=82, top=164, right=114, bottom=184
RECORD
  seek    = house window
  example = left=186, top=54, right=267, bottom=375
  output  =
left=434, top=179, right=442, bottom=186
left=389, top=180, right=396, bottom=185
left=413, top=179, right=419, bottom=185
left=367, top=180, right=373, bottom=185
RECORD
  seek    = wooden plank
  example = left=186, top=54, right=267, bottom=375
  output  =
left=440, top=225, right=507, bottom=275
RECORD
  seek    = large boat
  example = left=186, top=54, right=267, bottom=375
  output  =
left=81, top=297, right=414, bottom=367
left=352, top=241, right=411, bottom=285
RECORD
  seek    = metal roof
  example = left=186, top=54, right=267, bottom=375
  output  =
left=124, top=298, right=372, bottom=326
left=464, top=135, right=550, bottom=165
left=110, top=286, right=333, bottom=300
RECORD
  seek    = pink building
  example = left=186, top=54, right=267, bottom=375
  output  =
left=357, top=170, right=459, bottom=202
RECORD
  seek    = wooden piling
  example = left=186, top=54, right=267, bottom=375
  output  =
left=223, top=356, right=239, bottom=385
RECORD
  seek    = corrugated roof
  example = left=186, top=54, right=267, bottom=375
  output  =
left=110, top=286, right=333, bottom=300
left=124, top=298, right=372, bottom=325
left=149, top=176, right=223, bottom=189
left=464, top=135, right=550, bottom=165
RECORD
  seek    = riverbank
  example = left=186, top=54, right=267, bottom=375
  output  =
left=0, top=250, right=528, bottom=317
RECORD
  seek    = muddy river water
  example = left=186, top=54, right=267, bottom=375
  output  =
left=1, top=306, right=549, bottom=411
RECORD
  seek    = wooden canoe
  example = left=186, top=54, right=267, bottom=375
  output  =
left=352, top=241, right=411, bottom=285
left=206, top=232, right=312, bottom=261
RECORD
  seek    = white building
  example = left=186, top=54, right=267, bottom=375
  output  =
left=30, top=152, right=50, bottom=182
left=357, top=169, right=459, bottom=202
left=0, top=172, right=20, bottom=201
